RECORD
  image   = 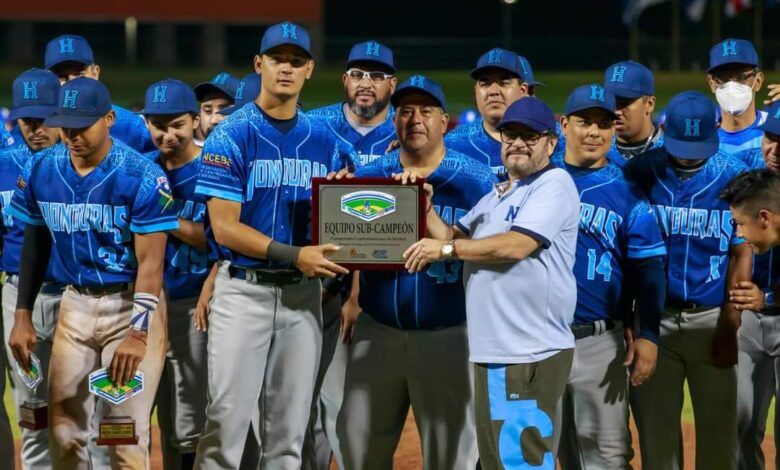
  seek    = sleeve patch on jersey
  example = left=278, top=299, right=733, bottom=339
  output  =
left=155, top=177, right=175, bottom=213
left=16, top=175, right=26, bottom=190
left=202, top=153, right=233, bottom=169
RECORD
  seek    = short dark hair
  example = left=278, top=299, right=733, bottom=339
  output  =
left=720, top=169, right=780, bottom=216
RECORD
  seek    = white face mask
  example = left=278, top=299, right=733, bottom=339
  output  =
left=715, top=81, right=754, bottom=116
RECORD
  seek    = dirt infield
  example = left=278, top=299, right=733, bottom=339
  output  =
left=13, top=413, right=777, bottom=469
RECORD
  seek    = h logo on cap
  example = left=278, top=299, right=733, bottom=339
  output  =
left=610, top=66, right=627, bottom=83
left=722, top=40, right=738, bottom=57
left=684, top=118, right=701, bottom=137
left=23, top=81, right=39, bottom=100
left=153, top=86, right=168, bottom=104
left=213, top=73, right=229, bottom=85
left=590, top=85, right=606, bottom=102
left=365, top=41, right=381, bottom=57
left=410, top=75, right=426, bottom=88
left=62, top=90, right=79, bottom=109
left=281, top=23, right=297, bottom=40
left=774, top=107, right=780, bottom=120
left=59, top=38, right=74, bottom=54
left=235, top=82, right=246, bottom=100
left=487, top=48, right=503, bottom=65
left=518, top=57, right=529, bottom=75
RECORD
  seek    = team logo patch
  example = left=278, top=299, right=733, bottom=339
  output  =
left=155, top=176, right=174, bottom=212
left=202, top=153, right=232, bottom=168
left=15, top=353, right=42, bottom=391
left=88, top=368, right=144, bottom=405
left=341, top=191, right=396, bottom=222
left=16, top=175, right=26, bottom=190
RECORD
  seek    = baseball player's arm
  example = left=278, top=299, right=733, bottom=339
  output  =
left=170, top=220, right=207, bottom=251
left=623, top=255, right=665, bottom=386
left=8, top=224, right=52, bottom=370
left=712, top=242, right=753, bottom=368
left=340, top=272, right=362, bottom=343
left=195, top=263, right=218, bottom=332
left=404, top=231, right=539, bottom=272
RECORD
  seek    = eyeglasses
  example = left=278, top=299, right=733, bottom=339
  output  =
left=711, top=68, right=758, bottom=86
left=499, top=129, right=549, bottom=146
left=346, top=69, right=394, bottom=83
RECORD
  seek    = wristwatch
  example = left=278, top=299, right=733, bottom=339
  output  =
left=764, top=288, right=777, bottom=310
left=441, top=240, right=455, bottom=259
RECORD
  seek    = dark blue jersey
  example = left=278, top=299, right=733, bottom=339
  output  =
left=307, top=103, right=396, bottom=166
left=444, top=118, right=504, bottom=176
left=111, top=105, right=155, bottom=154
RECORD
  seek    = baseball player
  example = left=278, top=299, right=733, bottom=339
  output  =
left=6, top=77, right=179, bottom=469
left=0, top=68, right=65, bottom=470
left=44, top=34, right=156, bottom=154
left=444, top=48, right=540, bottom=175
left=336, top=75, right=496, bottom=470
left=219, top=72, right=261, bottom=117
left=707, top=39, right=767, bottom=164
left=141, top=79, right=210, bottom=470
left=303, top=39, right=399, bottom=470
left=193, top=72, right=239, bottom=146
left=625, top=91, right=753, bottom=470
left=719, top=103, right=780, bottom=470
left=192, top=22, right=359, bottom=469
left=403, top=96, right=579, bottom=470
left=551, top=84, right=667, bottom=469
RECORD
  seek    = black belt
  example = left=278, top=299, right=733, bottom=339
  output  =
left=758, top=306, right=780, bottom=316
left=570, top=320, right=617, bottom=340
left=71, top=283, right=130, bottom=297
left=666, top=299, right=719, bottom=313
left=4, top=274, right=66, bottom=296
left=228, top=266, right=304, bottom=286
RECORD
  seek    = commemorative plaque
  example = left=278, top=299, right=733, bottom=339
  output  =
left=16, top=353, right=47, bottom=430
left=89, top=368, right=144, bottom=445
left=312, top=177, right=427, bottom=270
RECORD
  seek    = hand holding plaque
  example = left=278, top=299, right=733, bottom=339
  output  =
left=89, top=367, right=144, bottom=445
left=16, top=352, right=47, bottom=430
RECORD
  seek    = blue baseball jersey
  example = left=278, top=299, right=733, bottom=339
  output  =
left=444, top=117, right=504, bottom=175
left=0, top=141, right=65, bottom=280
left=194, top=103, right=361, bottom=270
left=8, top=139, right=179, bottom=286
left=355, top=149, right=497, bottom=329
left=719, top=111, right=767, bottom=166
left=624, top=148, right=748, bottom=305
left=307, top=103, right=396, bottom=166
left=112, top=105, right=156, bottom=154
left=551, top=154, right=666, bottom=323
left=736, top=147, right=768, bottom=170
left=148, top=151, right=211, bottom=300
left=0, top=128, right=15, bottom=149
left=753, top=247, right=779, bottom=293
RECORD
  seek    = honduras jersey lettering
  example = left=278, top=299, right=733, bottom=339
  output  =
left=624, top=147, right=749, bottom=305
left=355, top=149, right=497, bottom=329
left=8, top=139, right=179, bottom=286
left=551, top=154, right=666, bottom=323
left=444, top=117, right=504, bottom=175
left=307, top=103, right=396, bottom=166
left=149, top=151, right=211, bottom=300
left=112, top=105, right=156, bottom=154
left=719, top=110, right=767, bottom=166
left=194, top=103, right=361, bottom=270
left=0, top=141, right=65, bottom=281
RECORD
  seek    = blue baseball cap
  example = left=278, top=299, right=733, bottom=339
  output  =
left=663, top=91, right=719, bottom=160
left=220, top=73, right=262, bottom=116
left=142, top=79, right=198, bottom=116
left=470, top=48, right=544, bottom=87
left=193, top=72, right=240, bottom=102
left=260, top=21, right=313, bottom=58
left=708, top=39, right=760, bottom=72
left=566, top=84, right=618, bottom=119
left=497, top=97, right=557, bottom=133
left=45, top=35, right=94, bottom=70
left=391, top=75, right=446, bottom=110
left=517, top=55, right=545, bottom=88
left=757, top=101, right=780, bottom=136
left=346, top=40, right=395, bottom=72
left=9, top=68, right=61, bottom=121
left=44, top=77, right=112, bottom=129
left=604, top=61, right=654, bottom=99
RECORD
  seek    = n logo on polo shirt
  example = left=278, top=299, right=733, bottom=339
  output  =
left=721, top=40, right=738, bottom=57
left=487, top=48, right=503, bottom=64
left=610, top=66, right=627, bottom=83
left=59, top=38, right=74, bottom=54
left=153, top=85, right=167, bottom=103
left=365, top=41, right=380, bottom=57
left=62, top=90, right=79, bottom=109
left=590, top=85, right=606, bottom=102
left=23, top=81, right=38, bottom=100
left=684, top=118, right=701, bottom=137
left=281, top=23, right=297, bottom=40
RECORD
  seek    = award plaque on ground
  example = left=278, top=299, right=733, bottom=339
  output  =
left=88, top=368, right=144, bottom=445
left=16, top=353, right=47, bottom=430
left=311, top=177, right=427, bottom=270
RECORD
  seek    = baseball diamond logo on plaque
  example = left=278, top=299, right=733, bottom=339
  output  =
left=340, top=191, right=397, bottom=222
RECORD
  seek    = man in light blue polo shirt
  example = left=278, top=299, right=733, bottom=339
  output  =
left=403, top=96, right=579, bottom=470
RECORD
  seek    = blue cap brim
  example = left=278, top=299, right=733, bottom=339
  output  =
left=757, top=121, right=780, bottom=136
left=8, top=105, right=57, bottom=121
left=137, top=107, right=199, bottom=116
left=497, top=117, right=553, bottom=133
left=44, top=113, right=101, bottom=129
left=219, top=105, right=239, bottom=116
left=531, top=80, right=546, bottom=87
left=346, top=59, right=396, bottom=72
left=469, top=64, right=521, bottom=80
left=605, top=87, right=645, bottom=99
left=260, top=41, right=313, bottom=59
left=664, top=135, right=719, bottom=160
left=390, top=87, right=445, bottom=111
left=193, top=83, right=235, bottom=102
left=567, top=105, right=618, bottom=120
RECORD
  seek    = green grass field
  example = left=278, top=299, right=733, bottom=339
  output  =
left=0, top=66, right=778, bottom=115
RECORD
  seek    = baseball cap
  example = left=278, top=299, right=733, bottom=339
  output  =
left=663, top=91, right=719, bottom=160
left=346, top=40, right=395, bottom=72
left=565, top=84, right=618, bottom=119
left=9, top=68, right=61, bottom=121
left=391, top=75, right=446, bottom=110
left=708, top=39, right=760, bottom=72
left=259, top=21, right=313, bottom=58
left=193, top=72, right=240, bottom=102
left=604, top=60, right=654, bottom=99
left=757, top=101, right=780, bottom=136
left=45, top=35, right=94, bottom=70
left=142, top=79, right=198, bottom=116
left=220, top=73, right=262, bottom=116
left=497, top=97, right=557, bottom=133
left=517, top=55, right=545, bottom=88
left=44, top=77, right=112, bottom=129
left=470, top=48, right=545, bottom=87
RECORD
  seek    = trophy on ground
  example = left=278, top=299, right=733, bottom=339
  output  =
left=88, top=367, right=144, bottom=445
left=16, top=352, right=47, bottom=430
